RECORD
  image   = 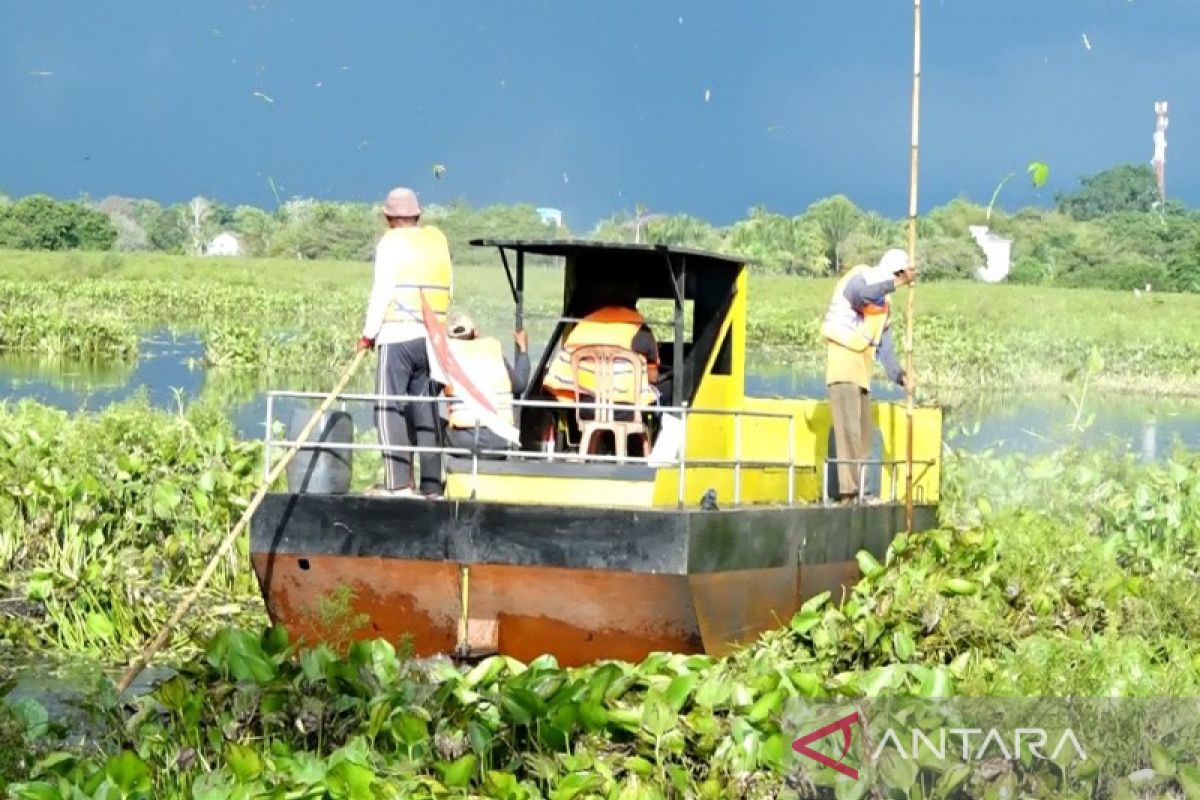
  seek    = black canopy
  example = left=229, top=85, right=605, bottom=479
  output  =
left=470, top=238, right=746, bottom=301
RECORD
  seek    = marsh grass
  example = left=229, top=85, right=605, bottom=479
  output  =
left=4, top=249, right=1200, bottom=396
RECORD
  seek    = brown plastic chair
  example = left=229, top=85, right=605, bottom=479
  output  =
left=569, top=345, right=650, bottom=460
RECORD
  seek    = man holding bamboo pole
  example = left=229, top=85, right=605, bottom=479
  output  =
left=821, top=248, right=915, bottom=503
left=358, top=187, right=453, bottom=498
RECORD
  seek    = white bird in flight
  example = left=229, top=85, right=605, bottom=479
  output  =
left=29, top=70, right=53, bottom=77
left=252, top=91, right=274, bottom=104
left=1082, top=33, right=1092, bottom=51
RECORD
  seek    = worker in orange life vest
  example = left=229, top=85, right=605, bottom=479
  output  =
left=542, top=286, right=662, bottom=412
left=439, top=312, right=530, bottom=457
left=821, top=248, right=915, bottom=503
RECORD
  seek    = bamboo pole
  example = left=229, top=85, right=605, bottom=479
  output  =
left=905, top=0, right=922, bottom=536
left=456, top=563, right=470, bottom=656
left=116, top=348, right=370, bottom=694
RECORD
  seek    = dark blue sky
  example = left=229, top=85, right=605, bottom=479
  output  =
left=4, top=1, right=1196, bottom=227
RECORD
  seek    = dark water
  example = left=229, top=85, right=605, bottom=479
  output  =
left=2, top=659, right=174, bottom=737
left=2, top=336, right=1199, bottom=460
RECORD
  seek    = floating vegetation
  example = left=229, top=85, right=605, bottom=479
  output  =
left=0, top=399, right=265, bottom=660
left=3, top=251, right=1200, bottom=396
left=0, top=310, right=138, bottom=361
left=2, top=395, right=1199, bottom=795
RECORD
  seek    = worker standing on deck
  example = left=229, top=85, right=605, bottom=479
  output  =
left=440, top=312, right=530, bottom=457
left=358, top=187, right=452, bottom=498
left=822, top=248, right=914, bottom=503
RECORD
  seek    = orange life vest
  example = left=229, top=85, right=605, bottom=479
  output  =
left=543, top=307, right=658, bottom=405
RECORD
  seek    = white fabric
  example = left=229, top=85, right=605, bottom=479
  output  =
left=823, top=266, right=871, bottom=344
left=860, top=264, right=896, bottom=286
left=425, top=325, right=520, bottom=445
left=648, top=412, right=684, bottom=466
left=877, top=248, right=909, bottom=274
left=362, top=232, right=453, bottom=345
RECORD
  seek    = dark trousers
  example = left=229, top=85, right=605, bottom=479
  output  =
left=445, top=425, right=511, bottom=458
left=828, top=382, right=873, bottom=499
left=375, top=338, right=442, bottom=492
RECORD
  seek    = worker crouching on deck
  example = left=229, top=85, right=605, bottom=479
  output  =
left=358, top=187, right=452, bottom=498
left=822, top=248, right=914, bottom=504
left=440, top=312, right=530, bottom=457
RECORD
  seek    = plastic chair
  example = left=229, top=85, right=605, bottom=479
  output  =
left=569, top=345, right=650, bottom=460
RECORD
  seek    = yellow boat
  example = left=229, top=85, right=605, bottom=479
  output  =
left=250, top=240, right=942, bottom=666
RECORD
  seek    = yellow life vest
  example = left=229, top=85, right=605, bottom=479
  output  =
left=820, top=264, right=891, bottom=352
left=543, top=306, right=658, bottom=406
left=445, top=337, right=514, bottom=429
left=380, top=226, right=452, bottom=325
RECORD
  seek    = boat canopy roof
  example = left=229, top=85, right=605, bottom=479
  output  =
left=471, top=237, right=750, bottom=409
left=469, top=238, right=746, bottom=267
left=470, top=238, right=746, bottom=299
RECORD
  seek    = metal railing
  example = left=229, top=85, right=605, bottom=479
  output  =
left=822, top=457, right=937, bottom=504
left=263, top=390, right=818, bottom=507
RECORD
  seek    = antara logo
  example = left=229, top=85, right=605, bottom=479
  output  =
left=792, top=712, right=861, bottom=780
left=792, top=711, right=1089, bottom=780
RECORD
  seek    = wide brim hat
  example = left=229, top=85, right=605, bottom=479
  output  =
left=383, top=187, right=422, bottom=218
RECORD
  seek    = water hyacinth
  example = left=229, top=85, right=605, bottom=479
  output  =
left=0, top=399, right=263, bottom=659
left=4, top=251, right=1200, bottom=392
left=2, top=403, right=1200, bottom=796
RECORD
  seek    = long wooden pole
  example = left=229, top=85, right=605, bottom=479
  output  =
left=905, top=0, right=922, bottom=536
left=116, top=348, right=369, bottom=694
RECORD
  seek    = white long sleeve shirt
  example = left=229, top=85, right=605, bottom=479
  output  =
left=361, top=228, right=454, bottom=345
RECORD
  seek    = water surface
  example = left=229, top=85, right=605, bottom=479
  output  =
left=2, top=338, right=1199, bottom=460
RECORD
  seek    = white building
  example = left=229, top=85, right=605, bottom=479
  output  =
left=204, top=232, right=242, bottom=257
left=536, top=207, right=564, bottom=228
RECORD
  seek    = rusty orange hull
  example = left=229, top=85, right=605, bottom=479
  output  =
left=250, top=494, right=934, bottom=665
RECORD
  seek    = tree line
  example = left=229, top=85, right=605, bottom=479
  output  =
left=1, top=164, right=1196, bottom=292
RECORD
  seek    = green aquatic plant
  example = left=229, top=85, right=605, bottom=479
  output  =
left=985, top=160, right=1049, bottom=223
left=309, top=585, right=372, bottom=649
left=1063, top=346, right=1104, bottom=432
left=3, top=429, right=1200, bottom=797
left=4, top=250, right=1200, bottom=396
left=0, top=398, right=265, bottom=660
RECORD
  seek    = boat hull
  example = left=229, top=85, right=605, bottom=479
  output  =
left=250, top=494, right=936, bottom=666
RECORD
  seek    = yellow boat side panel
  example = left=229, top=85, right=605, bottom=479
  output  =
left=446, top=472, right=658, bottom=507
left=651, top=466, right=820, bottom=508
left=742, top=396, right=942, bottom=504
left=877, top=403, right=943, bottom=504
